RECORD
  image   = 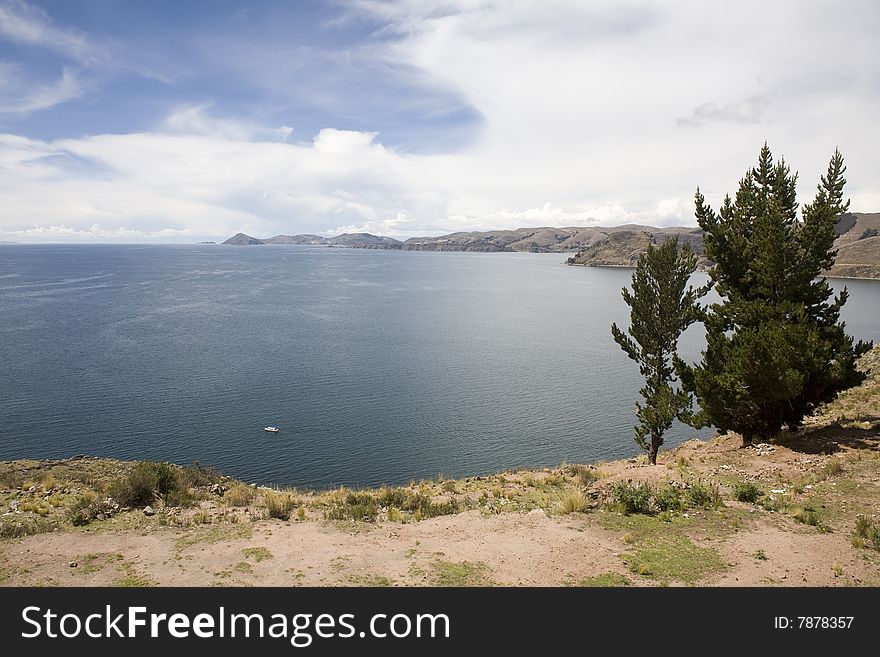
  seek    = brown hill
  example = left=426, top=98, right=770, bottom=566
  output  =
left=222, top=213, right=879, bottom=278
left=567, top=212, right=880, bottom=278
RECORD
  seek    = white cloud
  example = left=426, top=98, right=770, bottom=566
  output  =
left=677, top=95, right=771, bottom=128
left=0, top=0, right=175, bottom=118
left=0, top=224, right=191, bottom=240
left=0, top=66, right=85, bottom=114
left=0, top=0, right=103, bottom=65
left=164, top=104, right=295, bottom=143
left=0, top=1, right=878, bottom=241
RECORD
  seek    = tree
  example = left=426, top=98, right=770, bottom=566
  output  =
left=681, top=144, right=870, bottom=446
left=611, top=238, right=708, bottom=464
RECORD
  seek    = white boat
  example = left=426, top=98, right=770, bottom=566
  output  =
left=263, top=426, right=279, bottom=432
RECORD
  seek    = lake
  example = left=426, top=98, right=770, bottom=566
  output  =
left=1, top=244, right=877, bottom=488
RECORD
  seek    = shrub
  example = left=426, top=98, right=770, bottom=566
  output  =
left=264, top=491, right=298, bottom=520
left=612, top=481, right=652, bottom=515
left=376, top=488, right=458, bottom=519
left=177, top=462, right=221, bottom=488
left=568, top=464, right=598, bottom=487
left=853, top=515, right=879, bottom=550
left=684, top=481, right=722, bottom=510
left=377, top=487, right=410, bottom=509
left=653, top=486, right=682, bottom=512
left=67, top=491, right=101, bottom=526
left=0, top=515, right=57, bottom=538
left=109, top=461, right=181, bottom=508
left=325, top=488, right=457, bottom=522
left=793, top=506, right=820, bottom=527
left=420, top=498, right=459, bottom=518
left=820, top=458, right=844, bottom=478
left=223, top=483, right=256, bottom=507
left=325, top=492, right=379, bottom=522
left=733, top=481, right=762, bottom=503
left=558, top=488, right=589, bottom=514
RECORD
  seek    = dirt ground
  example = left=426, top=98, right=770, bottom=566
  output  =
left=2, top=348, right=879, bottom=587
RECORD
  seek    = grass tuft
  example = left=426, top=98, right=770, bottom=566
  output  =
left=733, top=481, right=762, bottom=503
left=573, top=572, right=631, bottom=587
left=263, top=491, right=299, bottom=520
left=558, top=488, right=589, bottom=514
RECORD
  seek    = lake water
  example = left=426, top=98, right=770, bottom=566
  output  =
left=1, top=244, right=877, bottom=488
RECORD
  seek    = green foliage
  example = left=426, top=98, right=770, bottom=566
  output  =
left=66, top=491, right=107, bottom=526
left=853, top=515, right=879, bottom=550
left=612, top=481, right=653, bottom=515
left=611, top=238, right=708, bottom=463
left=792, top=505, right=820, bottom=527
left=0, top=515, right=57, bottom=538
left=242, top=547, right=273, bottom=562
left=624, top=536, right=726, bottom=584
left=683, top=145, right=871, bottom=444
left=733, top=481, right=763, bottom=503
left=263, top=491, right=298, bottom=520
left=574, top=572, right=631, bottom=587
left=109, top=461, right=182, bottom=508
left=430, top=560, right=493, bottom=586
left=222, top=483, right=256, bottom=507
left=653, top=485, right=683, bottom=512
left=683, top=480, right=722, bottom=510
left=376, top=487, right=459, bottom=519
left=567, top=464, right=598, bottom=487
left=325, top=492, right=380, bottom=522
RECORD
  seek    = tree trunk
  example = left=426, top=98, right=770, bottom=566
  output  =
left=649, top=433, right=661, bottom=465
left=741, top=432, right=753, bottom=447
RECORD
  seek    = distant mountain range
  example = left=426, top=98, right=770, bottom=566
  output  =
left=223, top=212, right=880, bottom=278
left=223, top=224, right=705, bottom=253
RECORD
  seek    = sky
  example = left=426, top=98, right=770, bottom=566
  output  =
left=0, top=0, right=878, bottom=242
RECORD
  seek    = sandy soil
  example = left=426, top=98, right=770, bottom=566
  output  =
left=1, top=430, right=878, bottom=587
left=2, top=348, right=879, bottom=587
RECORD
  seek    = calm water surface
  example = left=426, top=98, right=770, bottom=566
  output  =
left=1, top=245, right=877, bottom=488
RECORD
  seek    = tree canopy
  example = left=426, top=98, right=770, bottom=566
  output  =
left=680, top=144, right=870, bottom=445
left=611, top=238, right=708, bottom=463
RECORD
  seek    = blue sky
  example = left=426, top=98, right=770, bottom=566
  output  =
left=1, top=0, right=879, bottom=241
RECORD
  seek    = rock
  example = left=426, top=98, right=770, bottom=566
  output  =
left=69, top=562, right=77, bottom=568
left=527, top=508, right=547, bottom=517
left=143, top=505, right=155, bottom=516
left=96, top=513, right=105, bottom=521
left=9, top=501, right=19, bottom=511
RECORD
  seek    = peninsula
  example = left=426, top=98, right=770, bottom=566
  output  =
left=224, top=212, right=880, bottom=279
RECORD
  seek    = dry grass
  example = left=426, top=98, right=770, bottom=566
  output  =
left=558, top=488, right=589, bottom=514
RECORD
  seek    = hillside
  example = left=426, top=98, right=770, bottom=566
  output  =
left=223, top=224, right=705, bottom=253
left=567, top=212, right=880, bottom=278
left=222, top=214, right=879, bottom=278
left=2, top=345, right=878, bottom=587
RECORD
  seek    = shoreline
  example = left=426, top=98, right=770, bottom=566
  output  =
left=565, top=260, right=880, bottom=281
left=2, top=348, right=877, bottom=587
left=3, top=430, right=878, bottom=587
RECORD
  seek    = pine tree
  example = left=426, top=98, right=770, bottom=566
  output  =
left=681, top=145, right=870, bottom=446
left=611, top=238, right=708, bottom=464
